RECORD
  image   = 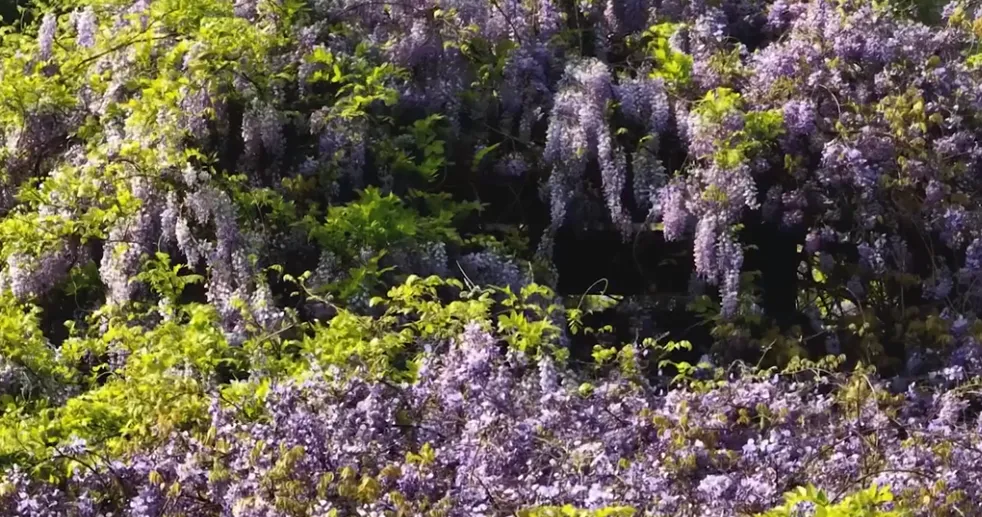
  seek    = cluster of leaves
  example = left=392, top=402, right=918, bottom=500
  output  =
left=760, top=485, right=905, bottom=517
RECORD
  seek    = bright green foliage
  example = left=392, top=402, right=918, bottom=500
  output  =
left=0, top=261, right=570, bottom=473
left=287, top=274, right=567, bottom=382
left=303, top=43, right=404, bottom=118
left=137, top=252, right=205, bottom=306
left=0, top=296, right=70, bottom=401
left=565, top=282, right=621, bottom=336
left=376, top=114, right=450, bottom=183
left=0, top=300, right=233, bottom=476
left=634, top=22, right=693, bottom=90
left=692, top=88, right=785, bottom=168
left=301, top=188, right=480, bottom=301
left=759, top=484, right=908, bottom=517
left=497, top=283, right=565, bottom=358
left=307, top=188, right=475, bottom=258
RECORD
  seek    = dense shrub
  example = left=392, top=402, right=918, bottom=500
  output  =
left=1, top=0, right=982, bottom=514
left=2, top=0, right=982, bottom=376
left=2, top=319, right=981, bottom=515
